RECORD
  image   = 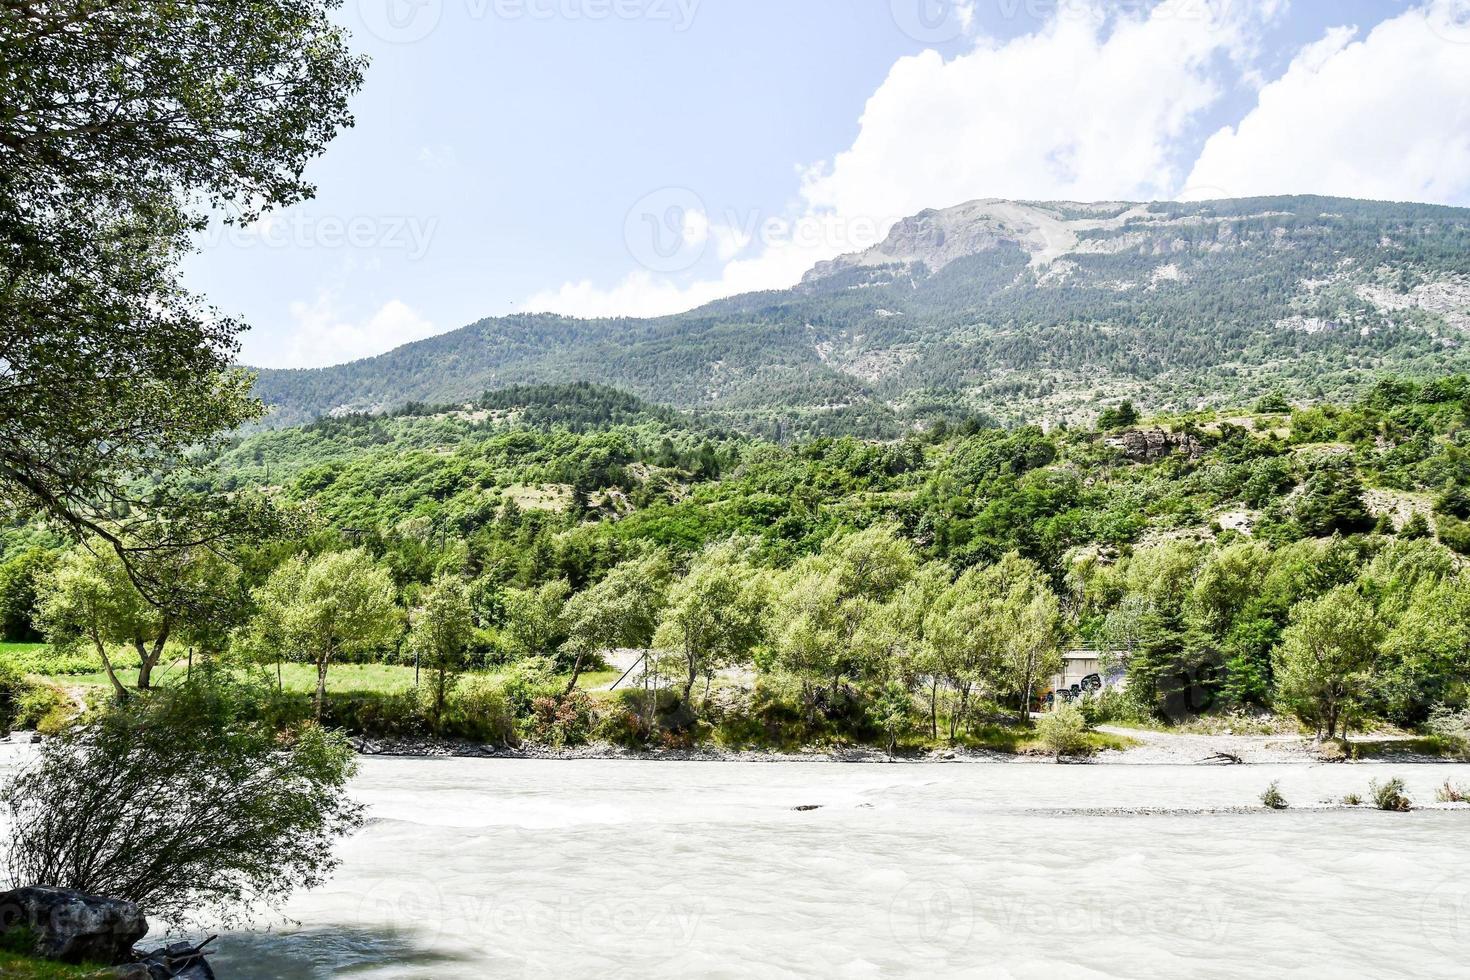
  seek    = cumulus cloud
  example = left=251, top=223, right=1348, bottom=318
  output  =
left=1186, top=1, right=1470, bottom=205
left=525, top=0, right=1274, bottom=319
left=275, top=295, right=438, bottom=368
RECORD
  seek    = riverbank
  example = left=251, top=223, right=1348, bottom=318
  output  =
left=346, top=727, right=1464, bottom=765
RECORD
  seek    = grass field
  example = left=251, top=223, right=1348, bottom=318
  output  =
left=31, top=656, right=621, bottom=697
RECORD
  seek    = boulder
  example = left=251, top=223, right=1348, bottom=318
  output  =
left=0, top=886, right=148, bottom=964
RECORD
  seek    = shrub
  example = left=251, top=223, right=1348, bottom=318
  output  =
left=324, top=689, right=426, bottom=737
left=0, top=663, right=27, bottom=731
left=11, top=684, right=73, bottom=735
left=526, top=690, right=596, bottom=748
left=1261, top=781, right=1288, bottom=809
left=1077, top=687, right=1148, bottom=726
left=1036, top=704, right=1090, bottom=760
left=1341, top=792, right=1363, bottom=806
left=1434, top=780, right=1469, bottom=804
left=1425, top=705, right=1470, bottom=750
left=499, top=656, right=559, bottom=717
left=444, top=676, right=516, bottom=745
left=1370, top=778, right=1412, bottom=812
left=1, top=677, right=363, bottom=926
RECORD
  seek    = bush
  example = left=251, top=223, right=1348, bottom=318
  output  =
left=1, top=677, right=363, bottom=926
left=1077, top=687, right=1148, bottom=726
left=444, top=676, right=516, bottom=745
left=1425, top=705, right=1470, bottom=749
left=1434, top=780, right=1469, bottom=803
left=0, top=663, right=27, bottom=731
left=526, top=690, right=596, bottom=748
left=499, top=656, right=559, bottom=717
left=1341, top=792, right=1363, bottom=806
left=1261, top=781, right=1288, bottom=809
left=11, top=684, right=73, bottom=735
left=1036, top=704, right=1090, bottom=760
left=1370, top=777, right=1412, bottom=812
left=323, top=689, right=426, bottom=737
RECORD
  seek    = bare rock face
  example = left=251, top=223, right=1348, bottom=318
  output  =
left=0, top=886, right=148, bottom=965
left=1106, top=429, right=1205, bottom=463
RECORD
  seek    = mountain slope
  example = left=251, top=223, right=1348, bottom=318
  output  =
left=250, top=196, right=1470, bottom=435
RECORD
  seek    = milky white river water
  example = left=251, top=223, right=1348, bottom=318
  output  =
left=180, top=757, right=1470, bottom=979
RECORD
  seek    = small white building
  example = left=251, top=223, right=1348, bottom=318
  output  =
left=1048, top=650, right=1126, bottom=697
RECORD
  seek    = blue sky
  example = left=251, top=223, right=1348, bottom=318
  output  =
left=184, top=0, right=1470, bottom=368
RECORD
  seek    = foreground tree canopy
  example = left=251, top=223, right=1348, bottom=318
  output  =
left=0, top=0, right=365, bottom=557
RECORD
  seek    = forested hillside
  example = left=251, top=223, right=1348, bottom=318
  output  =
left=8, top=377, right=1470, bottom=746
left=252, top=196, right=1470, bottom=436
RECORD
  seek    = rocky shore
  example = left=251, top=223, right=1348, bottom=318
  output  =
left=348, top=730, right=1459, bottom=765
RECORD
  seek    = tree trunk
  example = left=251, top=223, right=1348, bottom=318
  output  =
left=137, top=620, right=172, bottom=691
left=435, top=664, right=447, bottom=732
left=132, top=638, right=150, bottom=689
left=315, top=656, right=330, bottom=721
left=564, top=649, right=587, bottom=695
left=1020, top=668, right=1035, bottom=726
left=929, top=679, right=939, bottom=741
left=94, top=632, right=128, bottom=702
left=681, top=642, right=698, bottom=705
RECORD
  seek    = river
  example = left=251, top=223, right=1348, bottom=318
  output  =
left=194, top=757, right=1470, bottom=978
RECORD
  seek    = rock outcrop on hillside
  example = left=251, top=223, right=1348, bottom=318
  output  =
left=1106, top=428, right=1205, bottom=463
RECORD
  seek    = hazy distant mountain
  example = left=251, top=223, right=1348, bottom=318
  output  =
left=250, top=196, right=1470, bottom=436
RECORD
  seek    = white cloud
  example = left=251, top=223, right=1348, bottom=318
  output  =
left=1186, top=1, right=1470, bottom=205
left=277, top=295, right=438, bottom=368
left=525, top=0, right=1273, bottom=319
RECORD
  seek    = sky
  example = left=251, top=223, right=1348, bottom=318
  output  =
left=183, top=0, right=1470, bottom=370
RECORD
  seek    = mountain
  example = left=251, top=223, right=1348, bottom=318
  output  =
left=250, top=196, right=1470, bottom=436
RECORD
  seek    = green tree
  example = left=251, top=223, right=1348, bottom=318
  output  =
left=1273, top=586, right=1384, bottom=740
left=409, top=574, right=475, bottom=730
left=250, top=549, right=400, bottom=718
left=501, top=579, right=572, bottom=661
left=985, top=553, right=1064, bottom=725
left=0, top=0, right=364, bottom=558
left=772, top=527, right=917, bottom=712
left=0, top=547, right=56, bottom=642
left=1, top=677, right=362, bottom=926
left=654, top=543, right=765, bottom=705
left=37, top=545, right=164, bottom=699
left=561, top=553, right=669, bottom=694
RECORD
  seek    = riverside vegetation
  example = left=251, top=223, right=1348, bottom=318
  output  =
left=6, top=376, right=1470, bottom=759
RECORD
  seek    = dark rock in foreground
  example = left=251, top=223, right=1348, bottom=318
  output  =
left=0, top=885, right=147, bottom=964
